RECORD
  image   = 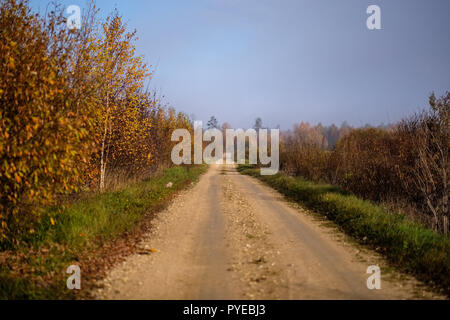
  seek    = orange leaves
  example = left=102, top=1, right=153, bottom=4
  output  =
left=8, top=57, right=15, bottom=69
left=0, top=0, right=100, bottom=244
left=0, top=0, right=189, bottom=245
left=14, top=173, right=21, bottom=184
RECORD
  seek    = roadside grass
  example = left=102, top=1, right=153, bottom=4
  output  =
left=238, top=165, right=450, bottom=296
left=0, top=165, right=208, bottom=300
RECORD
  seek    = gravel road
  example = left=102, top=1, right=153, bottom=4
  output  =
left=94, top=164, right=443, bottom=299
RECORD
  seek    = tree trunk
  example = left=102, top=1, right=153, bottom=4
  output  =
left=100, top=96, right=109, bottom=192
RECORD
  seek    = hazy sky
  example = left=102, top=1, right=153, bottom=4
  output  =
left=33, top=0, right=450, bottom=129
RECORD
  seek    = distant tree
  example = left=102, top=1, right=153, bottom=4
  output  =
left=340, top=121, right=351, bottom=129
left=221, top=122, right=232, bottom=131
left=339, top=121, right=353, bottom=139
left=254, top=117, right=263, bottom=131
left=207, top=116, right=219, bottom=129
left=293, top=122, right=328, bottom=149
left=326, top=124, right=340, bottom=149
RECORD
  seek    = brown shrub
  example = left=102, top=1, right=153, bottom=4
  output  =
left=280, top=92, right=449, bottom=234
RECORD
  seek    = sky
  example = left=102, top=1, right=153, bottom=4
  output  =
left=32, top=0, right=450, bottom=129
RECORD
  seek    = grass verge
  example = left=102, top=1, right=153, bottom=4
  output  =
left=0, top=165, right=208, bottom=299
left=238, top=165, right=450, bottom=296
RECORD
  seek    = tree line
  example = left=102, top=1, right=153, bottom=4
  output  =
left=0, top=0, right=192, bottom=245
left=280, top=93, right=449, bottom=235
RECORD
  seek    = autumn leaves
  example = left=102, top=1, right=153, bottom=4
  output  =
left=0, top=0, right=191, bottom=245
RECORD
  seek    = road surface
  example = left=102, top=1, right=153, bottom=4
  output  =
left=95, top=164, right=442, bottom=299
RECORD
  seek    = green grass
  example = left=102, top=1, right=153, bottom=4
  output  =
left=0, top=165, right=207, bottom=299
left=238, top=165, right=450, bottom=296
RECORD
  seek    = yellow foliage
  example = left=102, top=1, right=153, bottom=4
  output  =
left=0, top=0, right=193, bottom=245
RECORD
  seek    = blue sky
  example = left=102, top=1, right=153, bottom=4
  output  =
left=32, top=0, right=450, bottom=129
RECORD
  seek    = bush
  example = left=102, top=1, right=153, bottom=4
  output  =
left=279, top=93, right=449, bottom=234
left=0, top=0, right=193, bottom=246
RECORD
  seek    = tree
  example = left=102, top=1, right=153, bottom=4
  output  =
left=221, top=122, right=231, bottom=131
left=207, top=116, right=219, bottom=129
left=254, top=117, right=263, bottom=131
left=0, top=0, right=196, bottom=246
left=408, top=93, right=449, bottom=234
left=325, top=124, right=340, bottom=150
left=93, top=11, right=150, bottom=191
left=0, top=0, right=98, bottom=242
left=279, top=122, right=330, bottom=181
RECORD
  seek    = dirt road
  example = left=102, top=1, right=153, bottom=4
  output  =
left=95, top=165, right=442, bottom=299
